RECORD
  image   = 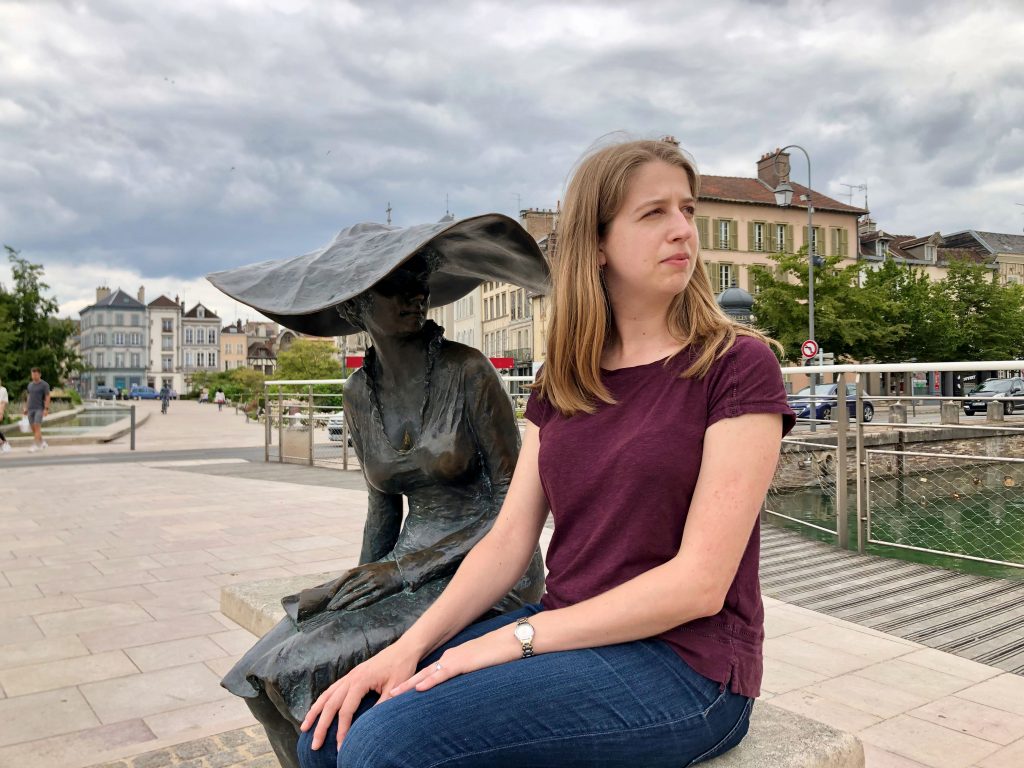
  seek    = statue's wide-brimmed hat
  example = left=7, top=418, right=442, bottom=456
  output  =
left=207, top=214, right=549, bottom=336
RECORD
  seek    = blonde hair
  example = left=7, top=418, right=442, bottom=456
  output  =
left=537, top=138, right=776, bottom=415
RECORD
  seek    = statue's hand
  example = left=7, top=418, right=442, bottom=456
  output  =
left=326, top=561, right=405, bottom=612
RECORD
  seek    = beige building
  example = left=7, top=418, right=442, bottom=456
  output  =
left=451, top=289, right=482, bottom=351
left=182, top=303, right=220, bottom=390
left=221, top=321, right=248, bottom=370
left=147, top=294, right=184, bottom=393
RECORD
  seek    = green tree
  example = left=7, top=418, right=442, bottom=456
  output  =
left=751, top=248, right=901, bottom=362
left=275, top=339, right=342, bottom=380
left=0, top=246, right=82, bottom=395
left=938, top=259, right=1024, bottom=361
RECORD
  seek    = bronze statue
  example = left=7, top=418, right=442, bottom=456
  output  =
left=209, top=215, right=548, bottom=768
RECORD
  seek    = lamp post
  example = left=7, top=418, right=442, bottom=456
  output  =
left=772, top=145, right=820, bottom=431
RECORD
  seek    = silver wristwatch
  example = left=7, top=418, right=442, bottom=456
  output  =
left=514, top=617, right=535, bottom=658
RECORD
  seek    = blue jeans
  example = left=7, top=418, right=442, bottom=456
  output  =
left=297, top=605, right=753, bottom=768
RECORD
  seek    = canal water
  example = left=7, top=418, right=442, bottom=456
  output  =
left=768, top=468, right=1024, bottom=581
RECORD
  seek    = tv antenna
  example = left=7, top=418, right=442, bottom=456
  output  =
left=385, top=201, right=392, bottom=225
left=512, top=192, right=522, bottom=213
left=840, top=183, right=868, bottom=209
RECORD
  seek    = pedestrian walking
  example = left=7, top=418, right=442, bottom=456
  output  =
left=23, top=367, right=50, bottom=452
left=0, top=376, right=11, bottom=453
left=159, top=384, right=171, bottom=415
left=215, top=387, right=226, bottom=411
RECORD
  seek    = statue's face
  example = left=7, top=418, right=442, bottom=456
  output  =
left=364, top=255, right=431, bottom=338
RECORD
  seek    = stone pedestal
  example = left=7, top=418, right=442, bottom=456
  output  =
left=986, top=401, right=1005, bottom=422
left=888, top=403, right=907, bottom=424
left=940, top=401, right=960, bottom=425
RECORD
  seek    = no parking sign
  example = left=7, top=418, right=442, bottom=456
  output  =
left=801, top=339, right=819, bottom=359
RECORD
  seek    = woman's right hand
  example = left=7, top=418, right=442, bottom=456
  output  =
left=299, top=641, right=420, bottom=750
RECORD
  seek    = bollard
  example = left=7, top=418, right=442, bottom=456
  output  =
left=130, top=405, right=136, bottom=451
left=986, top=400, right=1006, bottom=422
left=940, top=401, right=960, bottom=425
left=888, top=402, right=907, bottom=424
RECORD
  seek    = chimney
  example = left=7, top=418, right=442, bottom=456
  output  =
left=96, top=285, right=111, bottom=302
left=757, top=149, right=789, bottom=190
left=137, top=285, right=145, bottom=304
left=519, top=208, right=558, bottom=241
left=236, top=319, right=242, bottom=331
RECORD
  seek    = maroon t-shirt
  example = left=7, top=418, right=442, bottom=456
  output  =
left=525, top=335, right=795, bottom=698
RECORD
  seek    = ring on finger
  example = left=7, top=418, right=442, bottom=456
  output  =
left=434, top=662, right=443, bottom=673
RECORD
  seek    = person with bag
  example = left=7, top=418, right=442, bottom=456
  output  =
left=0, top=377, right=11, bottom=453
left=215, top=387, right=226, bottom=411
left=295, top=138, right=795, bottom=768
left=23, top=367, right=50, bottom=453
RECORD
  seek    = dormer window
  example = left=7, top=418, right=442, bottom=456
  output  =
left=198, top=307, right=205, bottom=318
left=925, top=244, right=937, bottom=262
left=875, top=239, right=888, bottom=258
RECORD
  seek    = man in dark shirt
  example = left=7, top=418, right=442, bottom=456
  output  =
left=23, top=367, right=51, bottom=452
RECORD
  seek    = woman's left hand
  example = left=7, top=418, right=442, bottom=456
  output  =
left=388, top=628, right=520, bottom=696
left=326, top=561, right=405, bottom=611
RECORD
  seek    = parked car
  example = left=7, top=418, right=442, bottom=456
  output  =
left=327, top=411, right=353, bottom=445
left=130, top=385, right=159, bottom=400
left=789, top=383, right=874, bottom=423
left=95, top=385, right=118, bottom=400
left=962, top=377, right=1024, bottom=415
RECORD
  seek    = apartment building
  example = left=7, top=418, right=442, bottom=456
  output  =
left=79, top=287, right=148, bottom=397
left=182, top=303, right=220, bottom=388
left=147, top=294, right=184, bottom=393
left=221, top=320, right=248, bottom=370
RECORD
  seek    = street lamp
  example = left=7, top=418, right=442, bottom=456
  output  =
left=772, top=145, right=820, bottom=431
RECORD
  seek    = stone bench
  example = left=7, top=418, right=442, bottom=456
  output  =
left=221, top=576, right=864, bottom=768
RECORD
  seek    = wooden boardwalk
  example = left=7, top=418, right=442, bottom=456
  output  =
left=760, top=523, right=1024, bottom=675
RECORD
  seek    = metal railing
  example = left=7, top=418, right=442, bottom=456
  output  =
left=768, top=360, right=1024, bottom=570
left=262, top=378, right=352, bottom=469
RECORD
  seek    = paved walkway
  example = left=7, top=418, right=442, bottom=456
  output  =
left=1, top=400, right=1022, bottom=768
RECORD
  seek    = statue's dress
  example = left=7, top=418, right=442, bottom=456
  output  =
left=222, top=334, right=545, bottom=724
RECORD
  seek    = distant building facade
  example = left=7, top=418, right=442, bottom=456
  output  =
left=147, top=294, right=184, bottom=394
left=79, top=286, right=148, bottom=397
left=182, top=303, right=220, bottom=390
left=221, top=320, right=248, bottom=370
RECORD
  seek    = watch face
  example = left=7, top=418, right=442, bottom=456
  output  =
left=514, top=622, right=534, bottom=642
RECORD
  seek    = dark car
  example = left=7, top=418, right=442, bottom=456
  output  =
left=789, top=383, right=874, bottom=423
left=95, top=385, right=117, bottom=400
left=963, top=377, right=1024, bottom=415
left=130, top=385, right=159, bottom=400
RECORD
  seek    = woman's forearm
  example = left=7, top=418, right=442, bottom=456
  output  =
left=397, top=517, right=541, bottom=657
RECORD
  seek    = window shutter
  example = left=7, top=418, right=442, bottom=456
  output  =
left=840, top=228, right=849, bottom=257
left=785, top=225, right=794, bottom=253
left=802, top=226, right=809, bottom=253
left=747, top=222, right=755, bottom=252
left=729, top=220, right=738, bottom=251
left=697, top=217, right=710, bottom=250
left=713, top=219, right=722, bottom=249
left=705, top=261, right=721, bottom=293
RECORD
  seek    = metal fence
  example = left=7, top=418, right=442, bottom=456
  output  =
left=768, top=360, right=1024, bottom=571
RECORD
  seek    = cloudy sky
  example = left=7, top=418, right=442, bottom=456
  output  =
left=2, top=0, right=1022, bottom=322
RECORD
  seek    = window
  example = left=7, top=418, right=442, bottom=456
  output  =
left=830, top=227, right=849, bottom=258
left=750, top=222, right=767, bottom=252
left=95, top=332, right=106, bottom=345
left=130, top=332, right=142, bottom=346
left=208, top=351, right=216, bottom=368
left=237, top=343, right=243, bottom=354
left=115, top=313, right=124, bottom=325
left=162, top=355, right=172, bottom=372
left=130, top=353, right=141, bottom=368
left=113, top=332, right=125, bottom=345
left=162, top=318, right=173, bottom=333
left=96, top=313, right=104, bottom=325
left=185, top=351, right=194, bottom=367
left=197, top=307, right=205, bottom=318
left=162, top=336, right=173, bottom=351
left=208, top=329, right=217, bottom=344
left=773, top=223, right=793, bottom=253
left=719, top=263, right=736, bottom=291
left=804, top=225, right=824, bottom=256
left=115, top=353, right=125, bottom=368
left=185, top=328, right=193, bottom=344
left=875, top=239, right=887, bottom=258
left=96, top=352, right=105, bottom=368
left=713, top=219, right=737, bottom=250
left=925, top=244, right=937, bottom=262
left=501, top=293, right=507, bottom=317
left=196, top=352, right=205, bottom=367
left=132, top=314, right=140, bottom=326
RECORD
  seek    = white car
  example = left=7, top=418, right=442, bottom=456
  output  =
left=327, top=411, right=352, bottom=444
